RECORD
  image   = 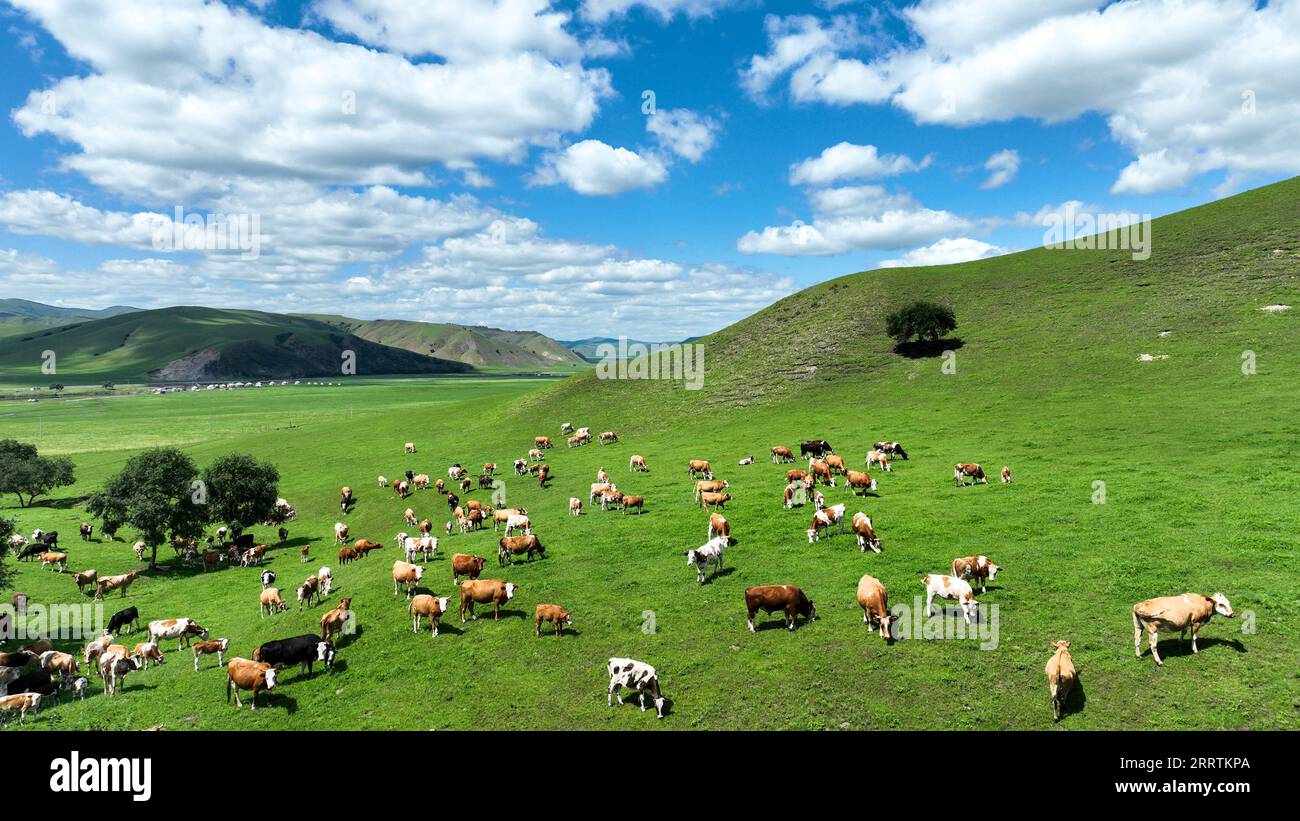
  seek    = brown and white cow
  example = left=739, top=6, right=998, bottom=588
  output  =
left=410, top=594, right=451, bottom=637
left=771, top=446, right=795, bottom=464
left=459, top=580, right=518, bottom=623
left=320, top=597, right=353, bottom=642
left=851, top=511, right=881, bottom=553
left=866, top=450, right=891, bottom=472
left=493, top=507, right=528, bottom=531
left=259, top=588, right=288, bottom=618
left=535, top=604, right=573, bottom=638
left=41, top=552, right=67, bottom=572
left=1045, top=641, right=1076, bottom=721
left=844, top=470, right=878, bottom=495
left=73, top=568, right=97, bottom=595
left=953, top=463, right=987, bottom=485
left=1132, top=592, right=1235, bottom=667
left=745, top=585, right=816, bottom=632
left=226, top=658, right=277, bottom=710
left=856, top=575, right=895, bottom=640
left=451, top=553, right=486, bottom=582
left=334, top=522, right=350, bottom=543
left=0, top=692, right=41, bottom=724
left=404, top=442, right=417, bottom=454
left=699, top=491, right=731, bottom=510
left=392, top=561, right=425, bottom=598
left=951, top=555, right=1002, bottom=593
left=1001, top=466, right=1012, bottom=483
left=39, top=650, right=79, bottom=679
left=621, top=495, right=644, bottom=514
left=808, top=459, right=835, bottom=487
left=598, top=431, right=618, bottom=445
left=874, top=441, right=908, bottom=460
left=687, top=460, right=714, bottom=480
left=785, top=469, right=807, bottom=484
left=148, top=618, right=209, bottom=651
left=569, top=497, right=583, bottom=516
left=535, top=436, right=553, bottom=449
left=807, top=503, right=847, bottom=542
left=94, top=571, right=140, bottom=600
left=629, top=454, right=648, bottom=472
left=131, top=642, right=165, bottom=669
left=707, top=513, right=730, bottom=543
left=922, top=575, right=978, bottom=624
left=499, top=535, right=545, bottom=565
left=192, top=638, right=230, bottom=671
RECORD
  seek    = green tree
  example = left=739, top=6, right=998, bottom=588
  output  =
left=87, top=447, right=206, bottom=569
left=885, top=301, right=958, bottom=344
left=201, top=453, right=281, bottom=531
left=0, top=439, right=76, bottom=507
left=0, top=515, right=14, bottom=594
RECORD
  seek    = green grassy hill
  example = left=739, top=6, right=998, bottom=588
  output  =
left=305, top=316, right=586, bottom=370
left=0, top=307, right=472, bottom=383
left=0, top=299, right=140, bottom=340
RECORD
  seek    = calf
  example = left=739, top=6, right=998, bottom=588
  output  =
left=192, top=638, right=230, bottom=671
left=131, top=643, right=165, bottom=669
left=410, top=595, right=451, bottom=637
left=337, top=546, right=358, bottom=564
left=297, top=575, right=320, bottom=609
left=226, top=658, right=277, bottom=710
left=1045, top=641, right=1076, bottom=721
left=148, top=618, right=210, bottom=651
left=393, top=560, right=425, bottom=598
left=744, top=585, right=816, bottom=632
left=851, top=511, right=881, bottom=553
left=1132, top=592, right=1235, bottom=667
left=317, top=567, right=333, bottom=597
left=41, top=552, right=67, bottom=572
left=953, top=463, right=987, bottom=485
left=607, top=657, right=665, bottom=719
left=951, top=555, right=1001, bottom=593
left=569, top=497, right=583, bottom=516
left=452, top=553, right=486, bottom=582
left=405, top=442, right=416, bottom=453
left=923, top=575, right=978, bottom=624
left=685, top=537, right=725, bottom=584
left=259, top=587, right=288, bottom=617
left=498, top=535, right=545, bottom=565
left=459, top=579, right=518, bottom=623
left=535, top=604, right=572, bottom=638
left=856, top=575, right=894, bottom=640
left=253, top=634, right=335, bottom=675
left=866, top=450, right=891, bottom=472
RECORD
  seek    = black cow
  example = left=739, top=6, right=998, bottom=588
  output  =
left=277, top=527, right=289, bottom=543
left=40, top=530, right=59, bottom=549
left=478, top=474, right=494, bottom=490
left=404, top=469, right=415, bottom=483
left=232, top=532, right=255, bottom=551
left=16, top=543, right=45, bottom=561
left=9, top=669, right=60, bottom=704
left=800, top=440, right=833, bottom=459
left=106, top=606, right=140, bottom=635
left=253, top=634, right=335, bottom=676
left=446, top=493, right=459, bottom=512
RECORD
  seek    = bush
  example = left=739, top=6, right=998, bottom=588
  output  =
left=885, top=301, right=957, bottom=344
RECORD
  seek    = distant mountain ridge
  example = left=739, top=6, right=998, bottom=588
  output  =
left=0, top=298, right=142, bottom=338
left=561, top=336, right=688, bottom=360
left=303, top=315, right=586, bottom=369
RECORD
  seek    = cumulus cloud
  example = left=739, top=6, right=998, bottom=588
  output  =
left=582, top=0, right=742, bottom=23
left=878, top=237, right=1008, bottom=268
left=980, top=149, right=1020, bottom=189
left=742, top=0, right=1300, bottom=193
left=646, top=109, right=721, bottom=163
left=789, top=142, right=931, bottom=186
left=529, top=140, right=669, bottom=195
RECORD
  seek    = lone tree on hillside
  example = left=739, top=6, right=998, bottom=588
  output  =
left=87, top=448, right=207, bottom=570
left=0, top=439, right=76, bottom=507
left=201, top=453, right=281, bottom=532
left=885, top=301, right=958, bottom=345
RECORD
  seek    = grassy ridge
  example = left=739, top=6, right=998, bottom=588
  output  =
left=302, top=315, right=587, bottom=369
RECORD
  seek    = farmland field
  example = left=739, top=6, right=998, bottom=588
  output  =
left=3, top=182, right=1300, bottom=731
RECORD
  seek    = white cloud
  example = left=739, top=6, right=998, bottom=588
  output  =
left=582, top=0, right=742, bottom=23
left=878, top=237, right=1008, bottom=268
left=789, top=142, right=931, bottom=186
left=742, top=0, right=1300, bottom=193
left=529, top=140, right=669, bottom=195
left=646, top=109, right=720, bottom=163
left=980, top=149, right=1020, bottom=189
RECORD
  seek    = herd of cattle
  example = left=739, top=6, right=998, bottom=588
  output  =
left=0, top=426, right=1240, bottom=727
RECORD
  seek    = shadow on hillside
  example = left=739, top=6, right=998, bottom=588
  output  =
left=893, top=338, right=964, bottom=359
left=20, top=495, right=91, bottom=511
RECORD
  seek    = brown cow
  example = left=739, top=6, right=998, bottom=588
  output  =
left=708, top=513, right=730, bottom=543
left=452, top=553, right=486, bottom=582
left=40, top=552, right=67, bottom=572
left=499, top=535, right=545, bottom=565
left=337, top=546, right=358, bottom=564
left=621, top=495, right=644, bottom=514
left=699, top=491, right=731, bottom=509
left=808, top=459, right=835, bottom=487
left=353, top=539, right=383, bottom=558
left=73, top=568, right=97, bottom=595
left=771, top=446, right=795, bottom=464
left=856, top=575, right=894, bottom=640
left=226, top=658, right=277, bottom=710
left=687, top=460, right=714, bottom=479
left=825, top=454, right=846, bottom=474
left=951, top=555, right=1002, bottom=593
left=493, top=507, right=527, bottom=531
left=259, top=587, right=288, bottom=618
left=1045, top=641, right=1076, bottom=721
left=1132, top=592, right=1235, bottom=666
left=693, top=479, right=728, bottom=500
left=844, top=470, right=878, bottom=495
left=320, top=597, right=353, bottom=641
left=786, top=469, right=807, bottom=483
left=535, top=436, right=553, bottom=449
left=192, top=638, right=229, bottom=671
left=535, top=604, right=572, bottom=638
left=410, top=594, right=451, bottom=637
left=1001, top=466, right=1013, bottom=483
left=392, top=561, right=425, bottom=598
left=954, top=463, right=987, bottom=485
left=851, top=511, right=881, bottom=553
left=745, top=585, right=816, bottom=632
left=629, top=454, right=648, bottom=472
left=459, top=580, right=518, bottom=623
left=131, top=642, right=165, bottom=669
left=94, top=571, right=140, bottom=600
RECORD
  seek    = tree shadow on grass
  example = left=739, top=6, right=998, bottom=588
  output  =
left=893, top=338, right=964, bottom=359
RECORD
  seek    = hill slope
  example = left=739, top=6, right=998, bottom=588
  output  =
left=0, top=298, right=141, bottom=339
left=303, top=316, right=587, bottom=369
left=0, top=307, right=472, bottom=383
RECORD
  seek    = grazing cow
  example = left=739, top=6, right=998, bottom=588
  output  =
left=504, top=514, right=531, bottom=536
left=201, top=549, right=225, bottom=571
left=1001, top=466, right=1012, bottom=483
left=707, top=513, right=730, bottom=543
left=567, top=435, right=584, bottom=448
left=254, top=634, right=335, bottom=675
left=560, top=422, right=574, bottom=435
left=459, top=579, right=518, bottom=622
left=599, top=489, right=624, bottom=511
left=844, top=470, right=878, bottom=495
left=259, top=588, right=288, bottom=618
left=320, top=598, right=353, bottom=642
left=808, top=459, right=835, bottom=487
left=460, top=477, right=473, bottom=493
left=131, top=643, right=165, bottom=669
left=699, top=491, right=731, bottom=510
left=514, top=459, right=528, bottom=476
left=499, top=535, right=545, bottom=565
left=393, top=561, right=425, bottom=598
left=148, top=618, right=209, bottom=651
left=0, top=691, right=41, bottom=724
left=744, top=585, right=816, bottom=632
left=395, top=481, right=410, bottom=498
left=785, top=469, right=808, bottom=484
left=923, top=575, right=978, bottom=624
left=825, top=454, right=846, bottom=474
left=954, top=463, right=987, bottom=485
left=535, top=604, right=572, bottom=638
left=79, top=523, right=94, bottom=541
left=598, top=431, right=618, bottom=445
left=535, top=436, right=553, bottom=449
left=685, top=537, right=725, bottom=584
left=73, top=568, right=98, bottom=595
left=537, top=466, right=550, bottom=488
left=1132, top=592, right=1235, bottom=666
left=39, top=650, right=79, bottom=680
left=403, top=535, right=438, bottom=563
left=866, top=450, right=891, bottom=472
left=606, top=658, right=665, bottom=719
left=240, top=545, right=268, bottom=567
left=851, top=511, right=882, bottom=553
left=378, top=475, right=388, bottom=488
left=353, top=539, right=383, bottom=558
left=800, top=440, right=832, bottom=459
left=808, top=503, right=847, bottom=542
left=856, top=575, right=894, bottom=640
left=1045, top=641, right=1076, bottom=721
left=192, top=638, right=230, bottom=671
left=435, top=479, right=446, bottom=493
left=410, top=595, right=451, bottom=637
left=318, top=567, right=333, bottom=597
left=16, top=542, right=45, bottom=562
left=771, top=446, right=795, bottom=464
left=261, top=569, right=276, bottom=589
left=687, top=460, right=714, bottom=480
left=337, top=546, right=358, bottom=565
left=621, top=495, right=644, bottom=515
left=107, top=606, right=140, bottom=635
left=951, top=556, right=1002, bottom=593
left=226, top=659, right=277, bottom=710
left=693, top=480, right=728, bottom=501
left=414, top=473, right=430, bottom=490
left=589, top=482, right=615, bottom=504
left=334, top=522, right=350, bottom=544
left=404, top=509, right=418, bottom=527
left=405, top=442, right=417, bottom=454
left=297, top=576, right=320, bottom=609
left=95, top=571, right=140, bottom=600
left=529, top=448, right=544, bottom=461
left=339, top=486, right=354, bottom=514
left=99, top=653, right=137, bottom=696
left=451, top=553, right=486, bottom=582
left=40, top=552, right=67, bottom=572
left=82, top=636, right=113, bottom=671
left=629, top=454, right=648, bottom=472
left=874, top=441, right=908, bottom=460
left=568, top=497, right=583, bottom=516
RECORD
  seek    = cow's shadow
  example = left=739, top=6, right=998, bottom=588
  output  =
left=265, top=692, right=298, bottom=714
left=750, top=616, right=810, bottom=632
left=704, top=567, right=736, bottom=583
left=1056, top=676, right=1087, bottom=721
left=1153, top=636, right=1246, bottom=660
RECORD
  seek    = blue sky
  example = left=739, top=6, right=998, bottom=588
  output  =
left=0, top=0, right=1297, bottom=339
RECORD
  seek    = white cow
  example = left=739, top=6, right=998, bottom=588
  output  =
left=505, top=515, right=531, bottom=537
left=923, top=574, right=978, bottom=624
left=606, top=657, right=665, bottom=719
left=684, top=537, right=725, bottom=584
left=317, top=567, right=333, bottom=597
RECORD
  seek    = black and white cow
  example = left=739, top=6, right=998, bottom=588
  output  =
left=684, top=538, right=725, bottom=584
left=253, top=634, right=336, bottom=676
left=606, top=657, right=665, bottom=719
left=260, top=570, right=276, bottom=589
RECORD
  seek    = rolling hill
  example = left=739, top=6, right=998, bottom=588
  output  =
left=0, top=298, right=140, bottom=339
left=0, top=307, right=472, bottom=383
left=305, top=316, right=586, bottom=369
left=560, top=336, right=683, bottom=361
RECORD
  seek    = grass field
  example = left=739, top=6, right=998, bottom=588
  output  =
left=2, top=180, right=1299, bottom=730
